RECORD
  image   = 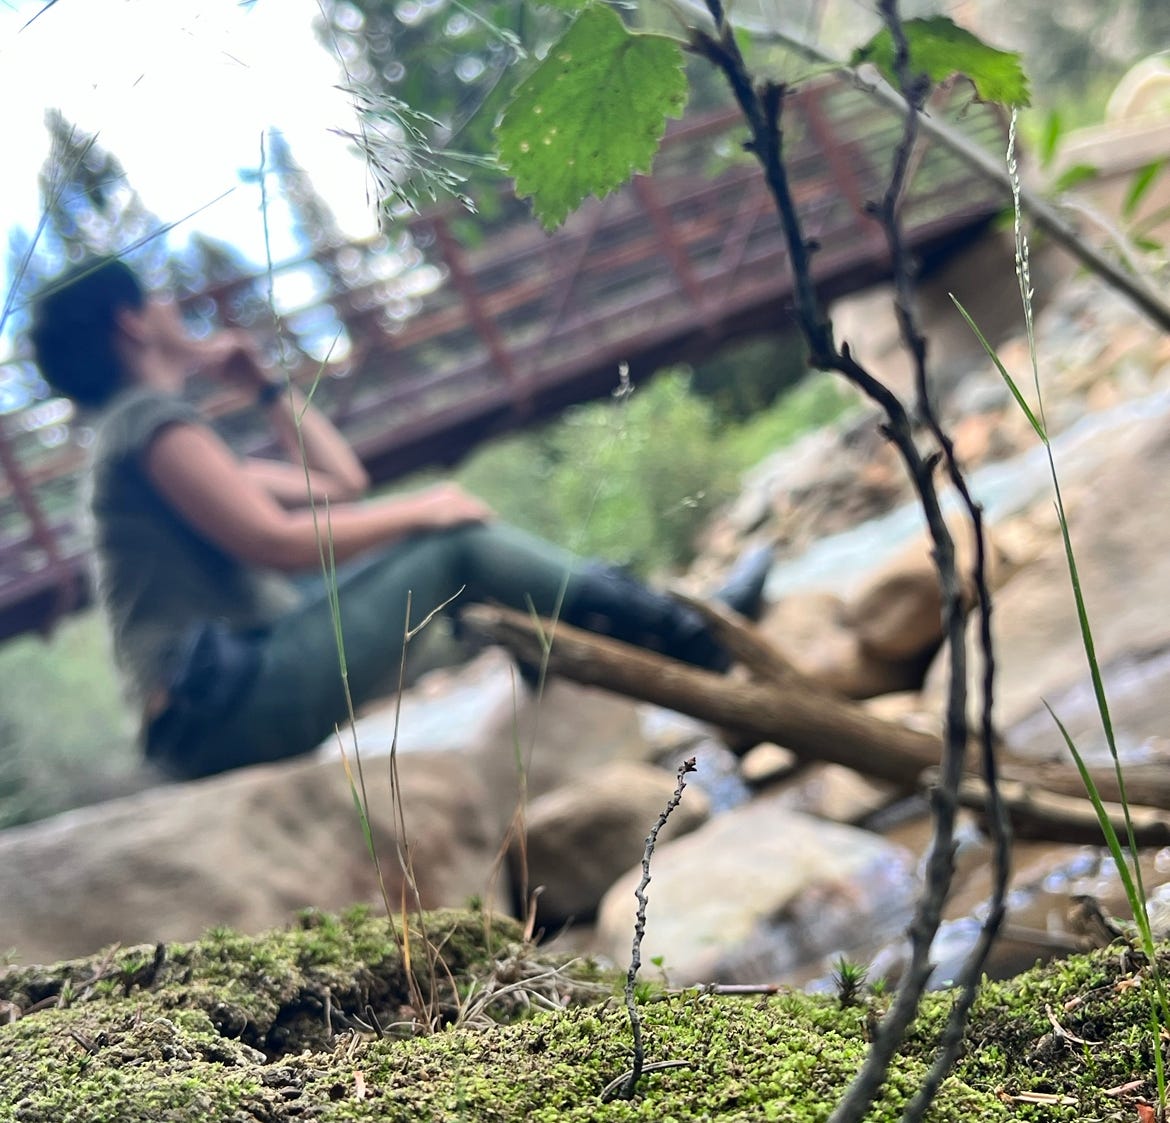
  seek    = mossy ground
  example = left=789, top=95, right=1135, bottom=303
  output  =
left=1, top=907, right=1165, bottom=1122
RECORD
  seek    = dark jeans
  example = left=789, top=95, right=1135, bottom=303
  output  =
left=147, top=523, right=581, bottom=779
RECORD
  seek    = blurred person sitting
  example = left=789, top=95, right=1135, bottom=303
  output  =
left=30, top=257, right=770, bottom=780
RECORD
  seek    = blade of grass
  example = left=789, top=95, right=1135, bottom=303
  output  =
left=949, top=295, right=1045, bottom=442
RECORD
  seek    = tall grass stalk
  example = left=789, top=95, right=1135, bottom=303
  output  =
left=259, top=128, right=654, bottom=1026
left=256, top=137, right=448, bottom=1024
left=953, top=108, right=1169, bottom=1114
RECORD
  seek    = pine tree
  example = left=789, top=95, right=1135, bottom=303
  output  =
left=36, top=109, right=168, bottom=284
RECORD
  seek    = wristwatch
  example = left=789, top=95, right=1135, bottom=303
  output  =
left=256, top=380, right=284, bottom=408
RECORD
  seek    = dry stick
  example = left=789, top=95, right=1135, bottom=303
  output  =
left=463, top=604, right=946, bottom=783
left=602, top=756, right=698, bottom=1104
left=466, top=603, right=1170, bottom=829
left=688, top=9, right=997, bottom=1122
left=863, top=7, right=1011, bottom=1122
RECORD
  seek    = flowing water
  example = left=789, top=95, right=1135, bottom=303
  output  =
left=765, top=386, right=1170, bottom=600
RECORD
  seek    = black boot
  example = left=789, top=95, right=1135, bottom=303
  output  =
left=560, top=545, right=773, bottom=673
left=710, top=542, right=773, bottom=622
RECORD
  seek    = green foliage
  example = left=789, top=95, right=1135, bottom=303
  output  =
left=1037, top=110, right=1065, bottom=168
left=720, top=373, right=853, bottom=471
left=1123, top=159, right=1167, bottom=221
left=455, top=371, right=734, bottom=574
left=1049, top=163, right=1099, bottom=194
left=831, top=956, right=868, bottom=1008
left=314, top=0, right=568, bottom=212
left=851, top=17, right=1031, bottom=108
left=496, top=4, right=688, bottom=229
left=0, top=613, right=137, bottom=829
left=454, top=367, right=851, bottom=576
left=690, top=333, right=810, bottom=423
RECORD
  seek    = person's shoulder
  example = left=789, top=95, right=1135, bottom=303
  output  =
left=93, top=387, right=202, bottom=462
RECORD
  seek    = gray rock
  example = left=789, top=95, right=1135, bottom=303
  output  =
left=924, top=399, right=1170, bottom=762
left=594, top=792, right=916, bottom=986
left=515, top=760, right=710, bottom=929
left=0, top=651, right=659, bottom=966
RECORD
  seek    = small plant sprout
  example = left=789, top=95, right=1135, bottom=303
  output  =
left=832, top=957, right=869, bottom=1008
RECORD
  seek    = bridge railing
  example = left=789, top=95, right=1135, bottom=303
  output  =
left=0, top=75, right=1010, bottom=640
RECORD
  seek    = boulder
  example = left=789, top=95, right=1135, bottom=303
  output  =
left=0, top=750, right=503, bottom=965
left=343, top=646, right=664, bottom=851
left=0, top=653, right=658, bottom=966
left=923, top=403, right=1170, bottom=759
left=594, top=792, right=916, bottom=985
left=341, top=648, right=656, bottom=804
left=738, top=742, right=798, bottom=787
left=756, top=591, right=924, bottom=699
left=843, top=519, right=1008, bottom=664
left=513, top=761, right=710, bottom=929
left=768, top=762, right=897, bottom=824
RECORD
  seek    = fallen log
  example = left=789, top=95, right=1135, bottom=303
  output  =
left=953, top=775, right=1170, bottom=848
left=463, top=604, right=944, bottom=788
left=462, top=603, right=1170, bottom=833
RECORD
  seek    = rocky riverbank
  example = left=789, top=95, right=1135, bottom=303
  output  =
left=4, top=256, right=1170, bottom=991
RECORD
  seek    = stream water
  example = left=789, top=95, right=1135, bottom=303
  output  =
left=765, top=385, right=1170, bottom=600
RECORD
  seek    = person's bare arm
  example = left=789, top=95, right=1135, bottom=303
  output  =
left=252, top=382, right=370, bottom=502
left=143, top=422, right=491, bottom=571
left=195, top=332, right=369, bottom=503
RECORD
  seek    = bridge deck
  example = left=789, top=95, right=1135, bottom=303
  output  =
left=0, top=77, right=1009, bottom=640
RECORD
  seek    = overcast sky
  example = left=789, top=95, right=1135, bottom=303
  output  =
left=0, top=0, right=385, bottom=292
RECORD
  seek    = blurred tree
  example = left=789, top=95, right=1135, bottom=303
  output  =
left=313, top=0, right=569, bottom=217
left=690, top=331, right=812, bottom=424
left=36, top=109, right=169, bottom=285
left=266, top=128, right=343, bottom=253
left=4, top=111, right=168, bottom=340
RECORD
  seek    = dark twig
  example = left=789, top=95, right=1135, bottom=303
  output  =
left=859, top=7, right=1010, bottom=1123
left=599, top=1060, right=692, bottom=1103
left=689, top=4, right=1007, bottom=1121
left=741, top=22, right=1170, bottom=335
left=605, top=756, right=697, bottom=1103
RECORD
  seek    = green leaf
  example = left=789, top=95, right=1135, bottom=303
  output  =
left=1051, top=163, right=1098, bottom=193
left=1038, top=110, right=1063, bottom=168
left=1123, top=159, right=1166, bottom=220
left=950, top=294, right=1046, bottom=442
left=496, top=5, right=687, bottom=230
left=851, top=17, right=1031, bottom=108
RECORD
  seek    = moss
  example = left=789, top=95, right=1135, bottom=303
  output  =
left=0, top=908, right=528, bottom=1056
left=3, top=911, right=1169, bottom=1122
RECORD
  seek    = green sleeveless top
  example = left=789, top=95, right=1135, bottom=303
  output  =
left=85, top=388, right=301, bottom=705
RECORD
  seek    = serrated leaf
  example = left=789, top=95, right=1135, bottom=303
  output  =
left=1123, top=159, right=1166, bottom=220
left=851, top=17, right=1030, bottom=108
left=496, top=5, right=687, bottom=230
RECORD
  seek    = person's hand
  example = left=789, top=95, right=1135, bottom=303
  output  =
left=193, top=331, right=270, bottom=392
left=415, top=483, right=494, bottom=529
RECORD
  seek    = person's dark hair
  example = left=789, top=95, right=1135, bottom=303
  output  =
left=30, top=257, right=146, bottom=409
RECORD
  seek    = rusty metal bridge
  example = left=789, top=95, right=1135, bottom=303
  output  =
left=0, top=77, right=1010, bottom=641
